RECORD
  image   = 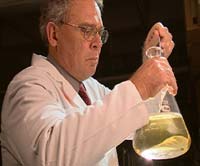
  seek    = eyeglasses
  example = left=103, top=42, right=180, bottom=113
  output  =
left=61, top=22, right=109, bottom=44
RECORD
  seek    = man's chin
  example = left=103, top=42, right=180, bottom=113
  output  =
left=87, top=69, right=97, bottom=78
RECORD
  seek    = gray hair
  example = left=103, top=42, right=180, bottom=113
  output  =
left=39, top=0, right=103, bottom=45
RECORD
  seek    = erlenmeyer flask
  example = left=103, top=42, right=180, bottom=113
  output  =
left=132, top=46, right=191, bottom=160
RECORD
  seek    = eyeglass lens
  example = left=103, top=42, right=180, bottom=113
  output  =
left=84, top=28, right=109, bottom=44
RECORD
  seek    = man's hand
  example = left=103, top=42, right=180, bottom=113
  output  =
left=130, top=57, right=177, bottom=100
left=143, top=22, right=175, bottom=60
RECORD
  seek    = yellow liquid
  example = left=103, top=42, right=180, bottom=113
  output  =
left=133, top=112, right=191, bottom=160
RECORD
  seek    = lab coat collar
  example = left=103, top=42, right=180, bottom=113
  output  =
left=31, top=53, right=88, bottom=107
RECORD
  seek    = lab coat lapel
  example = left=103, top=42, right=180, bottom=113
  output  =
left=61, top=81, right=87, bottom=107
left=32, top=53, right=87, bottom=108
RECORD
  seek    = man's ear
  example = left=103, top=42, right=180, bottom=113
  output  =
left=46, top=22, right=59, bottom=47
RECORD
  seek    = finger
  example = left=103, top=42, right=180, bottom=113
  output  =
left=144, top=23, right=173, bottom=54
left=153, top=22, right=165, bottom=30
left=144, top=22, right=164, bottom=47
left=145, top=30, right=160, bottom=48
left=159, top=27, right=172, bottom=40
left=160, top=34, right=173, bottom=49
left=162, top=66, right=177, bottom=95
left=161, top=40, right=175, bottom=57
left=168, top=85, right=178, bottom=96
left=167, top=75, right=178, bottom=96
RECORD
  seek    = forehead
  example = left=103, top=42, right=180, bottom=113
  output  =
left=67, top=0, right=102, bottom=25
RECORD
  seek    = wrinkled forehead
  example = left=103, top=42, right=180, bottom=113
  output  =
left=66, top=0, right=102, bottom=25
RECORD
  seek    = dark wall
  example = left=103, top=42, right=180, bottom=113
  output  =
left=0, top=0, right=200, bottom=165
left=0, top=3, right=46, bottom=110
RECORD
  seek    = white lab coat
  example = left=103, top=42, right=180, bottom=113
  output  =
left=1, top=54, right=151, bottom=166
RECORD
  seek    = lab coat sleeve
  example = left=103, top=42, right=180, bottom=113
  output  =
left=2, top=74, right=148, bottom=166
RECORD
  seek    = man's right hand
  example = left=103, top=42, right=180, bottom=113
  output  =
left=130, top=56, right=177, bottom=100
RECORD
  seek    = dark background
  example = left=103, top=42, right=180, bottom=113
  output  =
left=0, top=0, right=200, bottom=165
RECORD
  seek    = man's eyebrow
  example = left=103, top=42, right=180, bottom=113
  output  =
left=79, top=22, right=104, bottom=28
left=79, top=23, right=96, bottom=27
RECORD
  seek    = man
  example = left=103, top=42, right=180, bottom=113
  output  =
left=1, top=0, right=176, bottom=165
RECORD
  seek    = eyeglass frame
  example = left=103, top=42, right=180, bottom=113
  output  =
left=60, top=21, right=109, bottom=44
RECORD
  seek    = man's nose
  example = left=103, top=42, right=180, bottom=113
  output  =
left=90, top=34, right=103, bottom=50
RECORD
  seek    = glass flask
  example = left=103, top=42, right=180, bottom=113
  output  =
left=132, top=46, right=191, bottom=160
